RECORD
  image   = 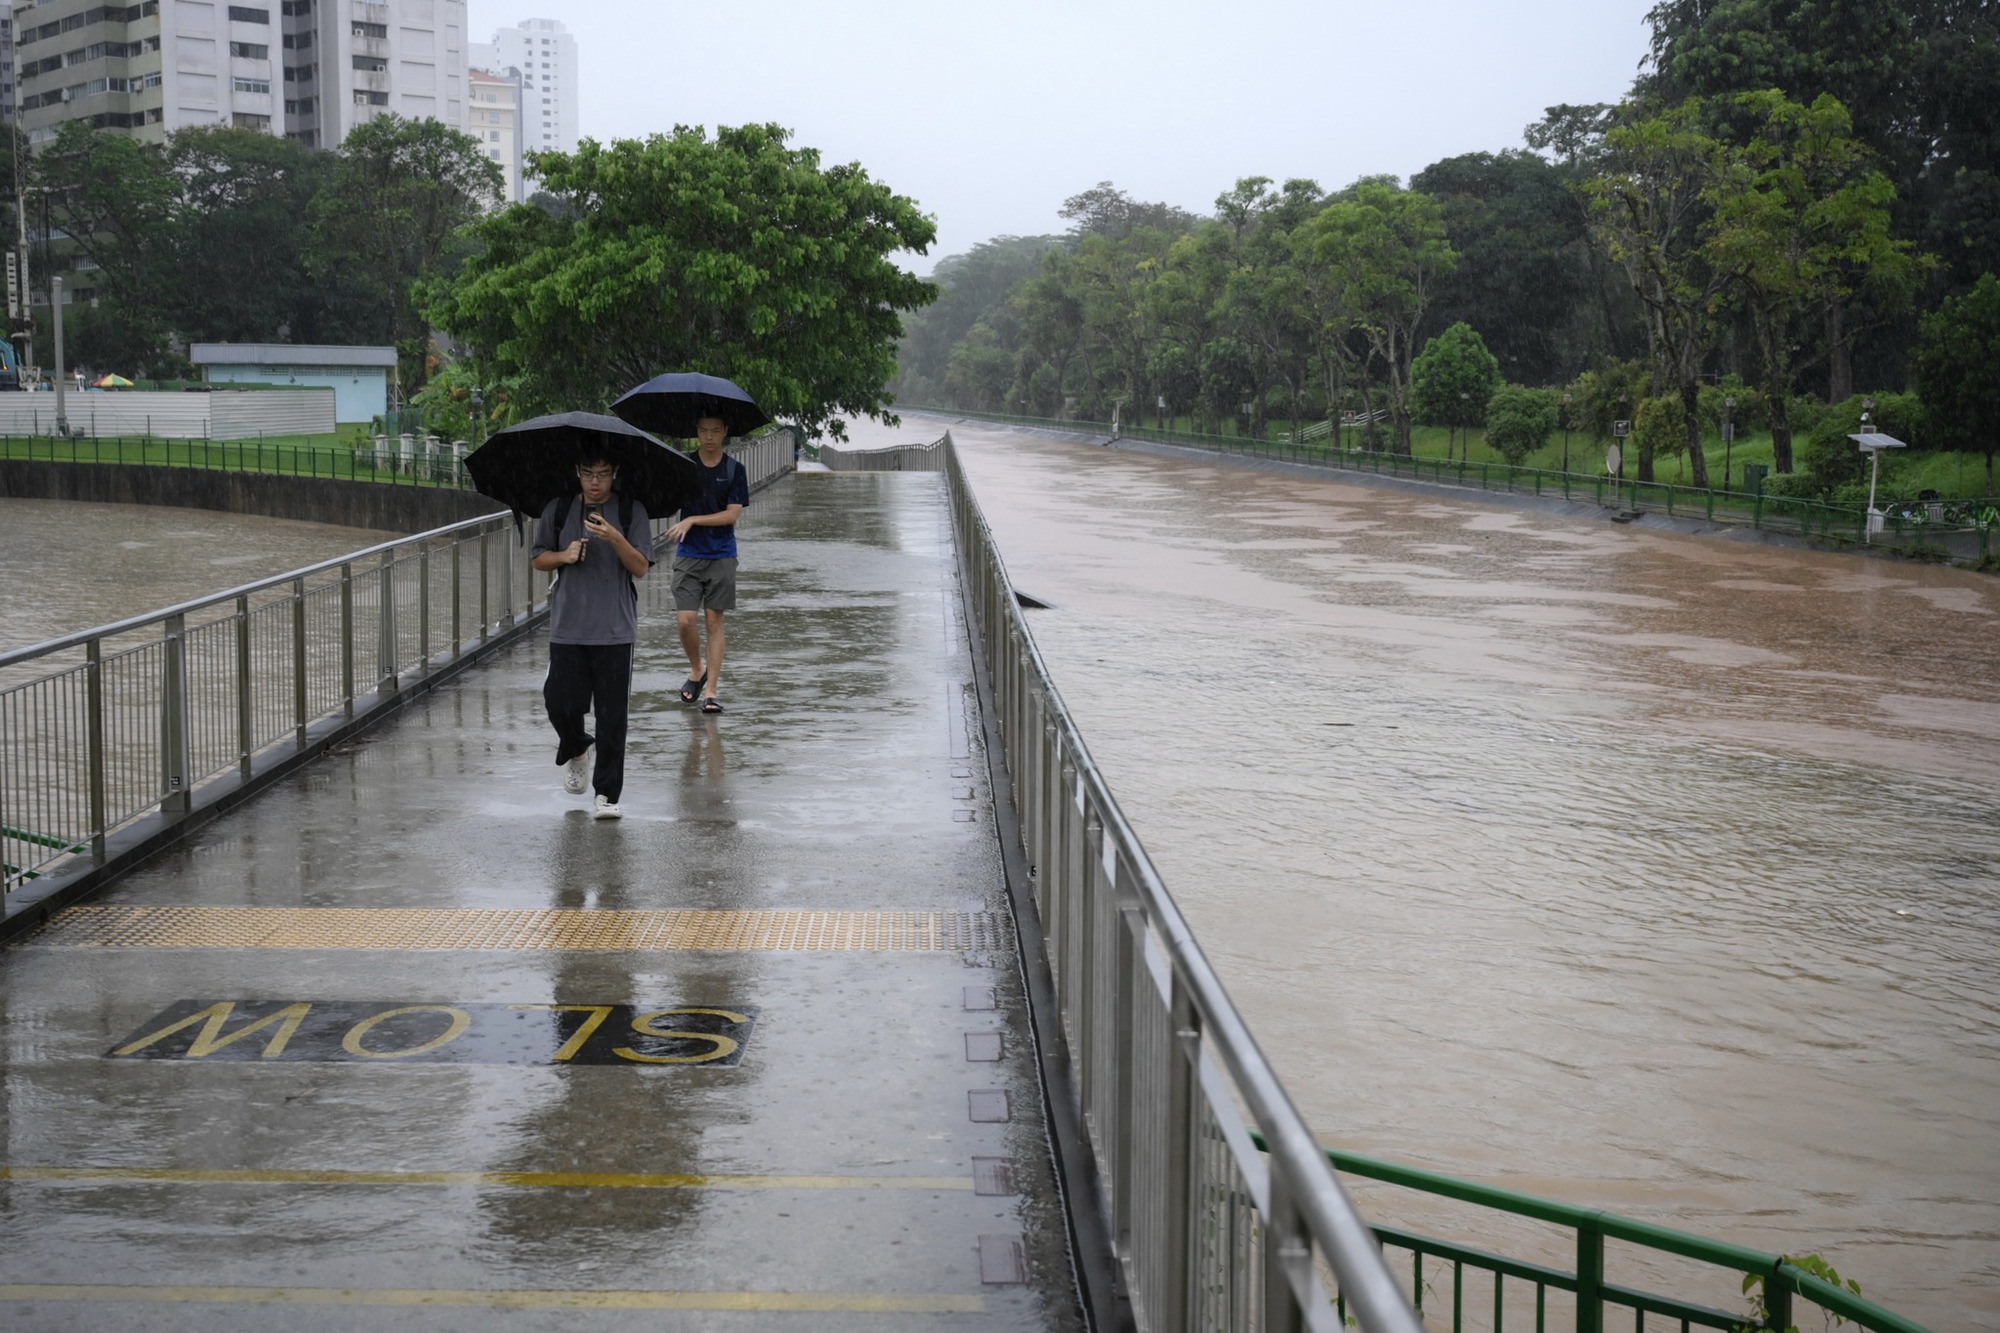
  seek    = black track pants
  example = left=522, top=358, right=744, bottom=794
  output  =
left=544, top=642, right=634, bottom=802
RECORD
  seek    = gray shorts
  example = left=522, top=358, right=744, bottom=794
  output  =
left=673, top=556, right=738, bottom=612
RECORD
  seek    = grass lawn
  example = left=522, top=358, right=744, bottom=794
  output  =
left=1146, top=415, right=1996, bottom=501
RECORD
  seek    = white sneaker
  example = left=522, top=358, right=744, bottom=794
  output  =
left=593, top=795, right=622, bottom=820
left=564, top=748, right=591, bottom=795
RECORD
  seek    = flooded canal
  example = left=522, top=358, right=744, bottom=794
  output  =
left=850, top=414, right=1999, bottom=1330
left=0, top=498, right=401, bottom=653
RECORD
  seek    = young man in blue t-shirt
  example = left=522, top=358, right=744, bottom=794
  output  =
left=666, top=415, right=750, bottom=713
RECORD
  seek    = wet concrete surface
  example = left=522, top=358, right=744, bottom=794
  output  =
left=861, top=413, right=2000, bottom=1331
left=0, top=473, right=1083, bottom=1329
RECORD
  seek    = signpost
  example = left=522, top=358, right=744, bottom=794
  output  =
left=1610, top=418, right=1631, bottom=480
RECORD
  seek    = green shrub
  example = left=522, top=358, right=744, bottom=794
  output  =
left=1486, top=384, right=1560, bottom=464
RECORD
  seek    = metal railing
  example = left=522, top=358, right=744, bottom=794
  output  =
left=1310, top=1147, right=1929, bottom=1333
left=945, top=433, right=1421, bottom=1333
left=819, top=436, right=946, bottom=472
left=0, top=432, right=477, bottom=487
left=1, top=512, right=545, bottom=898
left=0, top=431, right=796, bottom=905
left=918, top=407, right=1998, bottom=564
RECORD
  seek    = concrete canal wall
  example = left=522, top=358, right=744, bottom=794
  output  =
left=0, top=459, right=502, bottom=533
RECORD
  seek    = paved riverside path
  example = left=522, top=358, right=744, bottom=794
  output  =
left=0, top=472, right=1084, bottom=1331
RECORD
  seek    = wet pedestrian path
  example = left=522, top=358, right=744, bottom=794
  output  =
left=0, top=473, right=1083, bottom=1330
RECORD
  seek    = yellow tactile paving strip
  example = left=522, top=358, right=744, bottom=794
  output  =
left=15, top=906, right=1008, bottom=953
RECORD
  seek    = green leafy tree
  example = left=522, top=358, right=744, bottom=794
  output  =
left=1570, top=359, right=1652, bottom=445
left=32, top=122, right=178, bottom=371
left=1410, top=322, right=1500, bottom=461
left=1911, top=272, right=2000, bottom=493
left=1412, top=151, right=1597, bottom=384
left=1631, top=394, right=1686, bottom=481
left=165, top=126, right=331, bottom=344
left=1485, top=384, right=1561, bottom=465
left=893, top=234, right=1061, bottom=403
left=1300, top=181, right=1458, bottom=453
left=1586, top=99, right=1726, bottom=484
left=424, top=124, right=935, bottom=439
left=1705, top=91, right=1921, bottom=474
left=312, top=115, right=502, bottom=392
left=1058, top=181, right=1199, bottom=241
left=1146, top=340, right=1198, bottom=426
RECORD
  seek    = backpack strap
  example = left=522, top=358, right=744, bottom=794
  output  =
left=552, top=492, right=575, bottom=540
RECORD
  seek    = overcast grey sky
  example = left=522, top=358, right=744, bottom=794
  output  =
left=466, top=1, right=1658, bottom=272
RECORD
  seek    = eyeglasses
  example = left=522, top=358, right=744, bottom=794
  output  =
left=576, top=467, right=616, bottom=480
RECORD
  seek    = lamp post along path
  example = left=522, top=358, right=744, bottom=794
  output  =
left=1723, top=395, right=1736, bottom=493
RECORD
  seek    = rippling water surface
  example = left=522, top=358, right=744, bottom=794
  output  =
left=0, top=498, right=401, bottom=651
left=848, top=415, right=1999, bottom=1330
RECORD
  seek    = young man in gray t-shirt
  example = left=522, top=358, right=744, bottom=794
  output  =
left=529, top=449, right=654, bottom=818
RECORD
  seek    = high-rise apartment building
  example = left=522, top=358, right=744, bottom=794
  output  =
left=465, top=63, right=519, bottom=205
left=0, top=2, right=18, bottom=125
left=12, top=0, right=468, bottom=149
left=484, top=17, right=571, bottom=158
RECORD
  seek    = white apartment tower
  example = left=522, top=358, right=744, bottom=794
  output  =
left=12, top=0, right=468, bottom=148
left=465, top=64, right=520, bottom=205
left=485, top=16, right=572, bottom=158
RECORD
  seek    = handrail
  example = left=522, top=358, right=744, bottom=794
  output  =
left=945, top=430, right=1423, bottom=1332
left=1, top=432, right=796, bottom=903
left=1320, top=1146, right=1931, bottom=1332
left=0, top=511, right=504, bottom=669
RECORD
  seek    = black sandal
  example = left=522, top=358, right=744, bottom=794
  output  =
left=678, top=673, right=707, bottom=704
left=700, top=696, right=724, bottom=714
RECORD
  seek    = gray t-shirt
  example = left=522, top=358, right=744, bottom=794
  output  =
left=532, top=494, right=655, bottom=645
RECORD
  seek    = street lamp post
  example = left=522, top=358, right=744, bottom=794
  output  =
left=1561, top=391, right=1572, bottom=474
left=51, top=274, right=68, bottom=438
left=1722, top=395, right=1736, bottom=492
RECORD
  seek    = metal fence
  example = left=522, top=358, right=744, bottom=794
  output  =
left=945, top=434, right=1421, bottom=1333
left=0, top=512, right=547, bottom=899
left=1317, top=1147, right=1929, bottom=1333
left=923, top=407, right=1998, bottom=565
left=0, top=431, right=797, bottom=909
left=819, top=435, right=946, bottom=472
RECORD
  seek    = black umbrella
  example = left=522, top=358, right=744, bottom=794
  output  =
left=465, top=410, right=700, bottom=522
left=611, top=372, right=771, bottom=439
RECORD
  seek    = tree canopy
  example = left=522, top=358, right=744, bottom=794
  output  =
left=424, top=124, right=936, bottom=438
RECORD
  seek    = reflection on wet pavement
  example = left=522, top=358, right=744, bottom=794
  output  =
left=855, top=413, right=2000, bottom=1330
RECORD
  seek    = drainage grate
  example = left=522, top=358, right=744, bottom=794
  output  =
left=18, top=907, right=1009, bottom=953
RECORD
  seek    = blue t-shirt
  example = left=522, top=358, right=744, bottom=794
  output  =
left=678, top=453, right=750, bottom=560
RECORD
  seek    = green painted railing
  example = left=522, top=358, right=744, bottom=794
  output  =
left=0, top=432, right=475, bottom=488
left=1248, top=1136, right=1929, bottom=1333
left=916, top=406, right=1998, bottom=562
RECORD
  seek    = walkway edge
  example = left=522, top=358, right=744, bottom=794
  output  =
left=0, top=617, right=543, bottom=943
left=958, top=535, right=1134, bottom=1333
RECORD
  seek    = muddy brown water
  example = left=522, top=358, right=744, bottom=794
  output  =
left=840, top=415, right=2000, bottom=1330
left=0, top=498, right=402, bottom=654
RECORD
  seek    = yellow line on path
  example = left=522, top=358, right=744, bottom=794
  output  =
left=0, top=1165, right=972, bottom=1191
left=16, top=905, right=1008, bottom=952
left=0, top=1284, right=986, bottom=1313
